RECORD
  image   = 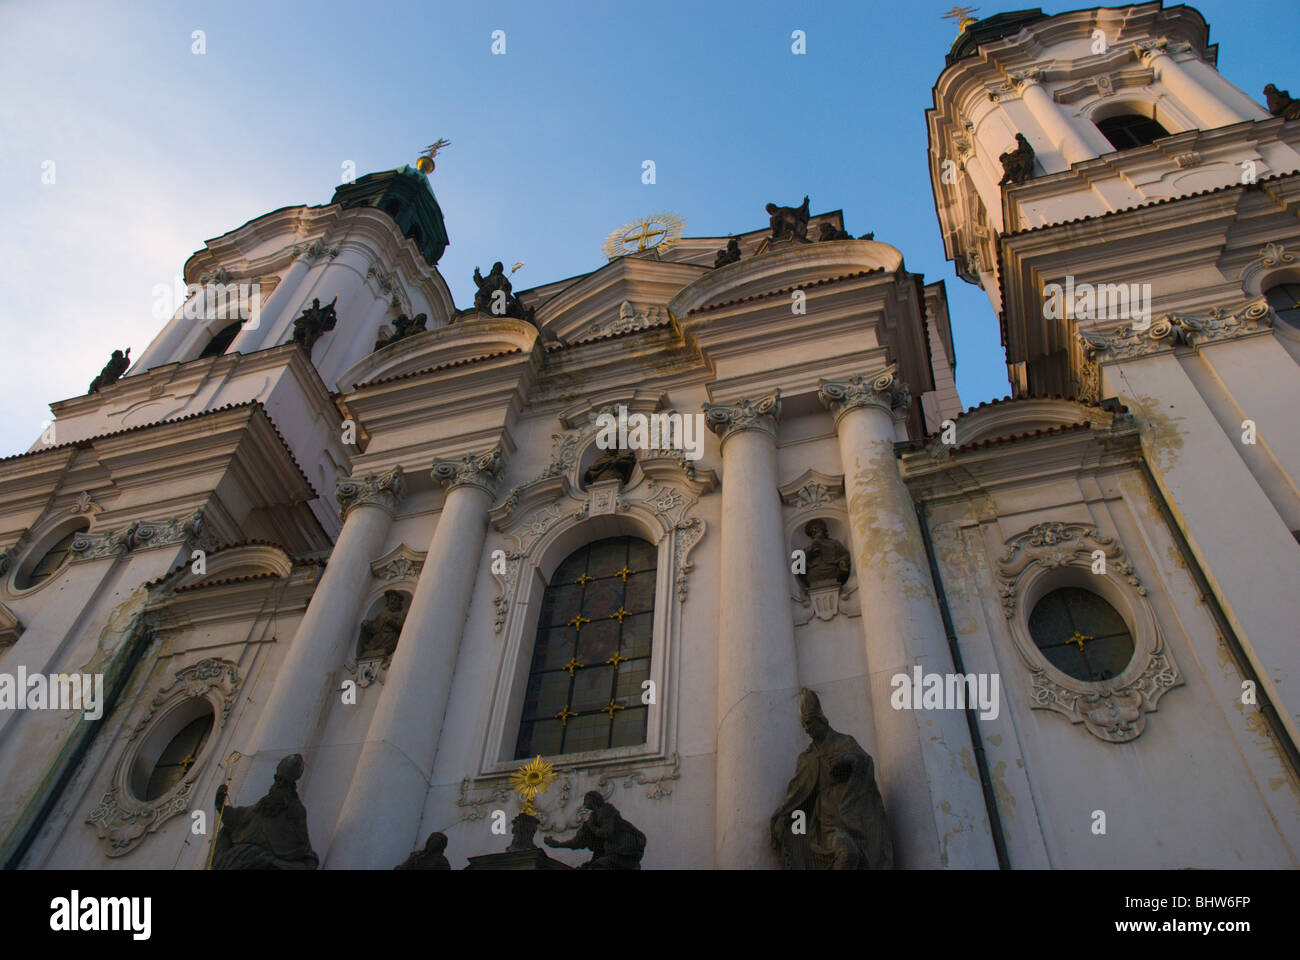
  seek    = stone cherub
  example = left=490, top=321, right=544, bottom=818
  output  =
left=88, top=349, right=130, bottom=394
left=357, top=590, right=407, bottom=660
left=998, top=133, right=1035, bottom=185
left=544, top=791, right=647, bottom=869
left=1264, top=83, right=1300, bottom=119
left=394, top=831, right=450, bottom=870
left=770, top=689, right=893, bottom=870
left=713, top=237, right=742, bottom=268
left=798, top=518, right=851, bottom=592
left=766, top=196, right=811, bottom=241
left=291, top=296, right=339, bottom=353
left=211, top=753, right=319, bottom=870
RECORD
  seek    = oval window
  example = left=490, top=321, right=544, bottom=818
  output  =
left=144, top=713, right=214, bottom=801
left=14, top=522, right=87, bottom=590
left=1028, top=587, right=1134, bottom=682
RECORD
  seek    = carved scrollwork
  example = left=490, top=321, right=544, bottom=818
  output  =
left=69, top=508, right=215, bottom=562
left=336, top=466, right=405, bottom=520
left=432, top=448, right=503, bottom=495
left=1077, top=298, right=1273, bottom=364
left=818, top=367, right=911, bottom=422
left=702, top=390, right=782, bottom=443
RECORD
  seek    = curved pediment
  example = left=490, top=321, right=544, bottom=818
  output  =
left=670, top=239, right=904, bottom=325
left=943, top=396, right=1118, bottom=450
left=337, top=316, right=540, bottom=391
left=152, top=542, right=295, bottom=594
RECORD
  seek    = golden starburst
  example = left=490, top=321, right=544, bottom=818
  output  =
left=510, top=755, right=558, bottom=816
left=602, top=213, right=686, bottom=260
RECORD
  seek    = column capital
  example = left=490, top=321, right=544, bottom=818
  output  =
left=818, top=367, right=911, bottom=424
left=432, top=448, right=503, bottom=495
left=1132, top=37, right=1191, bottom=65
left=336, top=466, right=405, bottom=520
left=1009, top=68, right=1044, bottom=90
left=703, top=390, right=781, bottom=445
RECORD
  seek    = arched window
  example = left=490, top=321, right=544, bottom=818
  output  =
left=1028, top=587, right=1134, bottom=682
left=14, top=522, right=86, bottom=590
left=198, top=320, right=242, bottom=358
left=515, top=536, right=656, bottom=759
left=1096, top=113, right=1170, bottom=150
left=144, top=712, right=214, bottom=800
left=1264, top=281, right=1300, bottom=329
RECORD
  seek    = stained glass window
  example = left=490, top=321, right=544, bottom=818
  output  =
left=144, top=713, right=214, bottom=800
left=515, top=536, right=656, bottom=759
left=1028, top=587, right=1134, bottom=682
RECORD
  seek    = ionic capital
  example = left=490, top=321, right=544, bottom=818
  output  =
left=337, top=465, right=405, bottom=520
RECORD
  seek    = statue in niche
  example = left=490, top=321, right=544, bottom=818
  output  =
left=211, top=753, right=319, bottom=870
left=473, top=261, right=537, bottom=325
left=817, top=222, right=852, bottom=242
left=583, top=441, right=636, bottom=487
left=770, top=689, right=893, bottom=870
left=544, top=791, right=647, bottom=869
left=766, top=196, right=811, bottom=241
left=798, top=518, right=851, bottom=592
left=1264, top=83, right=1300, bottom=119
left=357, top=590, right=408, bottom=660
left=291, top=296, right=339, bottom=353
left=998, top=133, right=1035, bottom=185
left=373, top=312, right=428, bottom=352
left=394, top=831, right=450, bottom=870
left=713, top=237, right=742, bottom=268
left=88, top=348, right=130, bottom=394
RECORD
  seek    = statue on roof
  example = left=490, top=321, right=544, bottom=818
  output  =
left=817, top=222, right=852, bottom=242
left=998, top=133, right=1035, bottom=186
left=1264, top=84, right=1300, bottom=120
left=88, top=348, right=131, bottom=394
left=373, top=312, right=428, bottom=352
left=473, top=261, right=537, bottom=326
left=291, top=296, right=339, bottom=354
left=713, top=237, right=742, bottom=268
left=766, top=196, right=811, bottom=241
left=394, top=831, right=451, bottom=870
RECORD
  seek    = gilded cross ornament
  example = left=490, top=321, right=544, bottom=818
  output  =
left=575, top=572, right=595, bottom=586
left=554, top=705, right=578, bottom=726
left=180, top=752, right=197, bottom=776
left=606, top=651, right=628, bottom=668
left=601, top=700, right=626, bottom=720
left=568, top=613, right=591, bottom=632
left=509, top=755, right=558, bottom=817
left=601, top=213, right=686, bottom=259
left=942, top=5, right=979, bottom=33
left=611, top=606, right=630, bottom=624
left=563, top=657, right=584, bottom=677
left=1066, top=631, right=1093, bottom=652
left=615, top=565, right=633, bottom=581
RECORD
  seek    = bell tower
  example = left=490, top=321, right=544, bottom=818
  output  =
left=928, top=3, right=1300, bottom=761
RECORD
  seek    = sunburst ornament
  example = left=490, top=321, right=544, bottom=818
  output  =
left=602, top=213, right=686, bottom=260
left=509, top=755, right=558, bottom=817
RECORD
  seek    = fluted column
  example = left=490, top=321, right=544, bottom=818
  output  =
left=1012, top=71, right=1097, bottom=167
left=244, top=467, right=404, bottom=784
left=703, top=391, right=802, bottom=869
left=819, top=370, right=994, bottom=869
left=327, top=449, right=502, bottom=869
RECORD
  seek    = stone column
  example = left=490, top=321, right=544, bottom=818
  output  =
left=327, top=449, right=502, bottom=869
left=244, top=467, right=404, bottom=781
left=702, top=391, right=802, bottom=869
left=1013, top=71, right=1097, bottom=167
left=819, top=370, right=995, bottom=869
left=229, top=255, right=313, bottom=355
left=1135, top=40, right=1249, bottom=131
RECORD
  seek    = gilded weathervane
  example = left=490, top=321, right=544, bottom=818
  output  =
left=602, top=213, right=687, bottom=260
left=416, top=138, right=451, bottom=174
left=941, top=6, right=979, bottom=35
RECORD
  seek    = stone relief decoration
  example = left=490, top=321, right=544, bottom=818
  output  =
left=70, top=508, right=216, bottom=562
left=69, top=491, right=101, bottom=515
left=369, top=543, right=425, bottom=582
left=1241, top=243, right=1296, bottom=301
left=1077, top=298, right=1274, bottom=394
left=0, top=601, right=23, bottom=652
left=593, top=300, right=668, bottom=339
left=336, top=465, right=405, bottom=520
left=1173, top=152, right=1202, bottom=168
left=1132, top=37, right=1192, bottom=65
left=292, top=238, right=339, bottom=262
left=86, top=658, right=241, bottom=857
left=366, top=264, right=399, bottom=296
left=996, top=521, right=1181, bottom=743
left=780, top=469, right=844, bottom=511
left=199, top=266, right=233, bottom=285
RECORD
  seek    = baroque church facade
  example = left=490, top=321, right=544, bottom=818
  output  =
left=0, top=1, right=1298, bottom=869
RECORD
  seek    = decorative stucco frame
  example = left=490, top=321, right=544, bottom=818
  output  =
left=997, top=521, right=1181, bottom=743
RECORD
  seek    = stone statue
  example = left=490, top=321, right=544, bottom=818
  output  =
left=770, top=689, right=893, bottom=870
left=1264, top=83, right=1300, bottom=120
left=583, top=443, right=636, bottom=487
left=88, top=349, right=130, bottom=394
left=357, top=590, right=407, bottom=659
left=394, top=831, right=450, bottom=870
left=374, top=312, right=428, bottom=351
left=858, top=232, right=875, bottom=241
left=211, top=753, right=319, bottom=870
left=291, top=296, right=339, bottom=353
left=544, top=791, right=646, bottom=869
left=713, top=237, right=742, bottom=268
left=799, top=518, right=851, bottom=591
left=998, top=133, right=1035, bottom=185
left=473, top=262, right=537, bottom=325
left=817, top=222, right=852, bottom=242
left=766, top=196, right=811, bottom=241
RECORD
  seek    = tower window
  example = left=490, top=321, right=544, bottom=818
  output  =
left=515, top=536, right=656, bottom=759
left=1029, top=587, right=1134, bottom=682
left=198, top=321, right=242, bottom=358
left=1264, top=282, right=1300, bottom=329
left=1096, top=113, right=1170, bottom=151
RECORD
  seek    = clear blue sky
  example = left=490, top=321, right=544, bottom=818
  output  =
left=0, top=1, right=1293, bottom=458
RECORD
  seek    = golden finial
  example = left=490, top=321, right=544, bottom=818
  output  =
left=510, top=755, right=558, bottom=817
left=941, top=6, right=979, bottom=35
left=416, top=138, right=451, bottom=174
